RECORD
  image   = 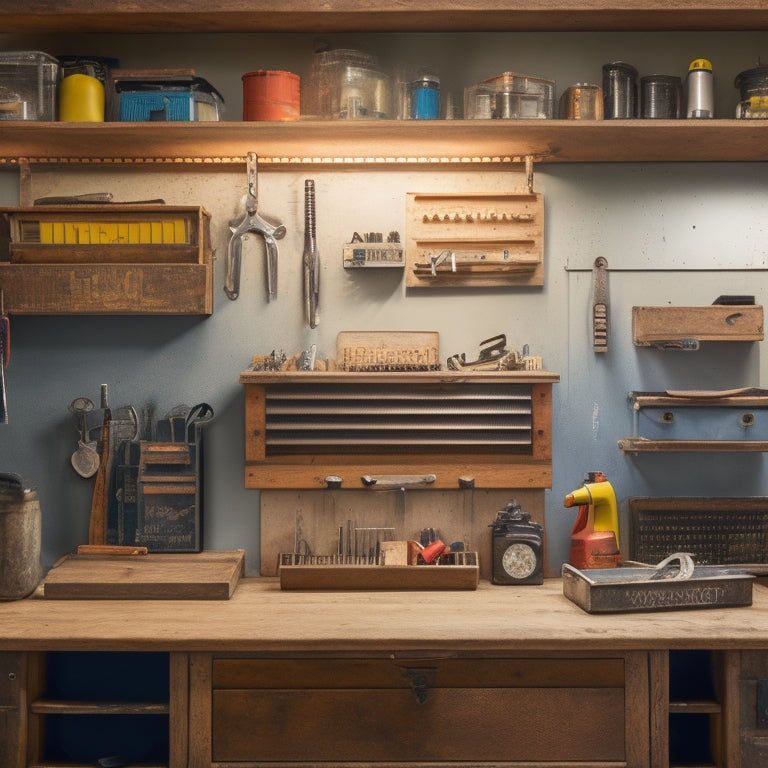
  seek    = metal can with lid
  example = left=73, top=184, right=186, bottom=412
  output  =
left=559, top=83, right=604, bottom=119
left=685, top=58, right=714, bottom=118
left=641, top=74, right=682, bottom=118
left=0, top=473, right=41, bottom=600
left=602, top=61, right=639, bottom=119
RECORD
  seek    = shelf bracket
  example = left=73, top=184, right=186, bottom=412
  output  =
left=525, top=155, right=534, bottom=193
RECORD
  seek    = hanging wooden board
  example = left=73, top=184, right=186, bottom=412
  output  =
left=405, top=192, right=544, bottom=288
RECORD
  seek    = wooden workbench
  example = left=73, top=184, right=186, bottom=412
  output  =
left=2, top=578, right=768, bottom=767
left=1, top=577, right=767, bottom=652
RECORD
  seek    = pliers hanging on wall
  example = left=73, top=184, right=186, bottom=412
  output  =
left=224, top=152, right=286, bottom=301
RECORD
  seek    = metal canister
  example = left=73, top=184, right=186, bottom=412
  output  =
left=734, top=65, right=768, bottom=118
left=602, top=61, right=639, bottom=118
left=734, top=65, right=768, bottom=101
left=641, top=75, right=683, bottom=118
left=242, top=70, right=300, bottom=121
left=559, top=83, right=604, bottom=119
left=0, top=473, right=41, bottom=600
left=685, top=58, right=714, bottom=118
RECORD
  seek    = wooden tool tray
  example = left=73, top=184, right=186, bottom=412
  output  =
left=0, top=205, right=212, bottom=314
left=279, top=562, right=479, bottom=590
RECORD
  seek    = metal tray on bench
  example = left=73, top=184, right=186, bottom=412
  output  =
left=562, top=553, right=754, bottom=614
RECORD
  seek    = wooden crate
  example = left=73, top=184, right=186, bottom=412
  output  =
left=0, top=205, right=212, bottom=314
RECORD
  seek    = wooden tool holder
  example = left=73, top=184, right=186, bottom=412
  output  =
left=405, top=192, right=544, bottom=288
left=108, top=420, right=207, bottom=553
left=0, top=205, right=212, bottom=314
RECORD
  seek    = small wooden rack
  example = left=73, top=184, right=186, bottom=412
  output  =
left=633, top=304, right=764, bottom=348
left=0, top=205, right=213, bottom=315
left=619, top=388, right=768, bottom=453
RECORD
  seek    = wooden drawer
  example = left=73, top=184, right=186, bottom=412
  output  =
left=212, top=656, right=628, bottom=764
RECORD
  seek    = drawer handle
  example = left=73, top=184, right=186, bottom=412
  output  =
left=401, top=666, right=435, bottom=704
left=361, top=474, right=436, bottom=490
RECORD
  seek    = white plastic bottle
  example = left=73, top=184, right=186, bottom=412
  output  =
left=686, top=58, right=714, bottom=118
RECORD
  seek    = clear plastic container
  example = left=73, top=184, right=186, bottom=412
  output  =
left=464, top=71, right=555, bottom=119
left=303, top=48, right=391, bottom=119
left=0, top=51, right=59, bottom=121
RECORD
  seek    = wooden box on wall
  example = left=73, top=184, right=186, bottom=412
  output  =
left=0, top=205, right=212, bottom=315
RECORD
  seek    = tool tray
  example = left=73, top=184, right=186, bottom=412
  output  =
left=562, top=554, right=754, bottom=614
left=0, top=205, right=212, bottom=314
left=279, top=552, right=479, bottom=590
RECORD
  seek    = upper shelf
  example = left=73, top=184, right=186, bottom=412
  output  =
left=2, top=120, right=767, bottom=167
left=3, top=1, right=768, bottom=33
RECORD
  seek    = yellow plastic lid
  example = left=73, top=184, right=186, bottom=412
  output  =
left=689, top=58, right=713, bottom=72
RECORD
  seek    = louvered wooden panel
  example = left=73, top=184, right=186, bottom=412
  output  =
left=240, top=371, right=558, bottom=489
left=265, top=383, right=532, bottom=449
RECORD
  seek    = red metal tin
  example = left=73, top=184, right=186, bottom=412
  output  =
left=242, top=70, right=300, bottom=121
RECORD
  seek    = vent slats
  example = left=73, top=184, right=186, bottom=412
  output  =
left=265, top=383, right=533, bottom=450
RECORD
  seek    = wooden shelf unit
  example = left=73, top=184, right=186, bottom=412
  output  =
left=2, top=0, right=768, bottom=33
left=0, top=120, right=767, bottom=167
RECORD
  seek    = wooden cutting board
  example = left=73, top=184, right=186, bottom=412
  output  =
left=43, top=549, right=244, bottom=600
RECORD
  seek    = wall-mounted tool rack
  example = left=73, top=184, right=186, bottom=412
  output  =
left=240, top=370, right=558, bottom=489
left=0, top=205, right=212, bottom=315
left=405, top=192, right=544, bottom=288
left=618, top=388, right=768, bottom=453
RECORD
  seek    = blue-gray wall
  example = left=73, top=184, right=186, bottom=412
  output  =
left=1, top=30, right=766, bottom=575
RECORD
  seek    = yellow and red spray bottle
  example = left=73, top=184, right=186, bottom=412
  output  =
left=563, top=471, right=622, bottom=569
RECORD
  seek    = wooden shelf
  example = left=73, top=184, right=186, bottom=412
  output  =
left=3, top=1, right=768, bottom=33
left=668, top=699, right=722, bottom=714
left=30, top=698, right=170, bottom=715
left=633, top=305, right=765, bottom=348
left=1, top=120, right=767, bottom=167
left=620, top=388, right=768, bottom=453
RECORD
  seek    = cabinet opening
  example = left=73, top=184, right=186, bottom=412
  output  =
left=39, top=651, right=170, bottom=765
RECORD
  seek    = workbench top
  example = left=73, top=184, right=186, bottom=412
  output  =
left=2, top=577, right=768, bottom=653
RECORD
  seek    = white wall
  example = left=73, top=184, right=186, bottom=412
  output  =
left=1, top=29, right=767, bottom=575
